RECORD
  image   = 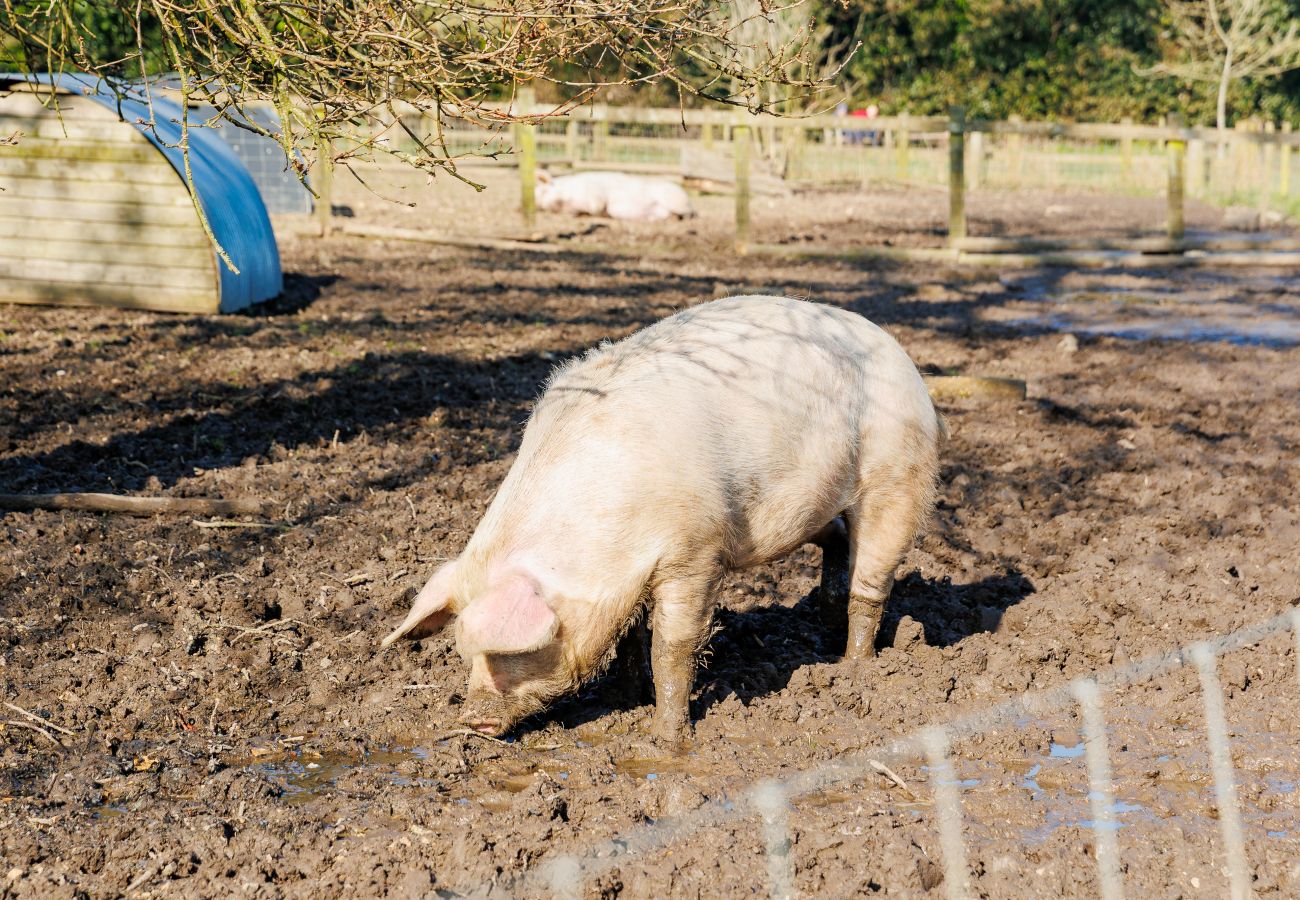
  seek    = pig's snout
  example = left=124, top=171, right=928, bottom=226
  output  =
left=458, top=696, right=512, bottom=736
left=461, top=714, right=504, bottom=735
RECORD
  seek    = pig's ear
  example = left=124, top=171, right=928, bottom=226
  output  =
left=536, top=168, right=552, bottom=185
left=458, top=574, right=557, bottom=656
left=380, top=562, right=458, bottom=648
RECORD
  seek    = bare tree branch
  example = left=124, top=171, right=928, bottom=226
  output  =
left=2, top=1, right=843, bottom=185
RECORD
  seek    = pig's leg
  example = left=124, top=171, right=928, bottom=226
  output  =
left=811, top=517, right=850, bottom=630
left=845, top=493, right=925, bottom=661
left=648, top=571, right=716, bottom=744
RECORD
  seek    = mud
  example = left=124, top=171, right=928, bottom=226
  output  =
left=2, top=178, right=1299, bottom=897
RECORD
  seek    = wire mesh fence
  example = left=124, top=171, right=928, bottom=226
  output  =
left=455, top=606, right=1300, bottom=897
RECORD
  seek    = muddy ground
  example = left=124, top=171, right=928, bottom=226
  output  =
left=2, top=180, right=1299, bottom=898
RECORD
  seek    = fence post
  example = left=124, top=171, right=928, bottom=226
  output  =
left=1071, top=680, right=1125, bottom=900
left=1261, top=121, right=1276, bottom=214
left=565, top=118, right=578, bottom=164
left=1190, top=644, right=1252, bottom=900
left=948, top=106, right=967, bottom=246
left=1120, top=117, right=1134, bottom=185
left=702, top=120, right=714, bottom=150
left=896, top=112, right=911, bottom=182
left=968, top=128, right=984, bottom=191
left=735, top=123, right=752, bottom=254
left=752, top=782, right=795, bottom=900
left=515, top=85, right=538, bottom=229
left=312, top=130, right=334, bottom=237
left=594, top=107, right=609, bottom=161
left=1281, top=122, right=1293, bottom=199
left=544, top=856, right=581, bottom=900
left=1187, top=137, right=1206, bottom=197
left=1007, top=114, right=1023, bottom=186
left=1166, top=113, right=1186, bottom=243
left=784, top=124, right=803, bottom=180
left=1231, top=120, right=1248, bottom=199
left=923, top=726, right=971, bottom=900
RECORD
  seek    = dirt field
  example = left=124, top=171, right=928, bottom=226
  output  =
left=2, top=178, right=1299, bottom=898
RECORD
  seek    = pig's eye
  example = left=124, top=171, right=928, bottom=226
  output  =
left=489, top=665, right=515, bottom=694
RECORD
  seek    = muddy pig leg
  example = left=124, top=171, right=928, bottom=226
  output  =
left=810, top=517, right=850, bottom=631
left=648, top=571, right=717, bottom=745
left=845, top=483, right=930, bottom=661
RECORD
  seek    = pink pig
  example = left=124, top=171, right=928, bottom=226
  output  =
left=534, top=170, right=695, bottom=221
left=382, top=296, right=944, bottom=743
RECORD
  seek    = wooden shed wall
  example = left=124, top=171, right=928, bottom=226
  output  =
left=0, top=90, right=219, bottom=313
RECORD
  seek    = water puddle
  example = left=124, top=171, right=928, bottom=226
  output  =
left=235, top=745, right=430, bottom=805
left=1012, top=308, right=1300, bottom=347
left=990, top=272, right=1300, bottom=347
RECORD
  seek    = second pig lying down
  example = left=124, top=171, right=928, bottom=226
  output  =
left=382, top=296, right=944, bottom=743
left=534, top=170, right=695, bottom=221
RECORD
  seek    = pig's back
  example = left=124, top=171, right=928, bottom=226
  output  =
left=514, top=296, right=937, bottom=567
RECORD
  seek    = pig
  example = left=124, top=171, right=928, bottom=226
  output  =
left=381, top=295, right=944, bottom=743
left=534, top=170, right=695, bottom=221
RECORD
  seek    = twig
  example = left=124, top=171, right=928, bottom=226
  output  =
left=3, top=702, right=75, bottom=736
left=192, top=519, right=282, bottom=529
left=212, top=618, right=308, bottom=643
left=3, top=719, right=63, bottom=746
left=125, top=867, right=155, bottom=893
left=868, top=758, right=917, bottom=801
left=0, top=493, right=269, bottom=517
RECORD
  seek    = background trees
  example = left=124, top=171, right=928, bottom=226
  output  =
left=1, top=0, right=1297, bottom=151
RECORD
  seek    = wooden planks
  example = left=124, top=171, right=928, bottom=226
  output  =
left=0, top=217, right=209, bottom=248
left=0, top=116, right=143, bottom=143
left=0, top=155, right=182, bottom=185
left=0, top=174, right=192, bottom=204
left=0, top=139, right=162, bottom=164
left=0, top=277, right=217, bottom=313
left=1, top=235, right=212, bottom=268
left=0, top=195, right=199, bottom=227
left=0, top=91, right=116, bottom=119
left=0, top=256, right=213, bottom=290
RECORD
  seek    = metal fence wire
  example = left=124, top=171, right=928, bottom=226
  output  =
left=459, top=606, right=1300, bottom=898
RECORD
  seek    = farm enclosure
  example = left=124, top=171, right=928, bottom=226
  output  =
left=2, top=172, right=1299, bottom=896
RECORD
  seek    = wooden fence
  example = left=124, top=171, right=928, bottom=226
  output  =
left=321, top=101, right=1300, bottom=262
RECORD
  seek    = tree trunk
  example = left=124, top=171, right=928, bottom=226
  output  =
left=1217, top=51, right=1233, bottom=159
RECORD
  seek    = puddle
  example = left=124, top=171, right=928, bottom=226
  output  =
left=991, top=272, right=1300, bottom=347
left=1013, top=310, right=1300, bottom=347
left=237, top=745, right=430, bottom=804
left=1049, top=742, right=1086, bottom=759
left=91, top=804, right=128, bottom=819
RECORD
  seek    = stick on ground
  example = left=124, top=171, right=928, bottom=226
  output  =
left=0, top=493, right=269, bottom=517
left=3, top=702, right=76, bottom=737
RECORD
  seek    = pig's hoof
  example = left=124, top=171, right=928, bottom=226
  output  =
left=647, top=719, right=691, bottom=751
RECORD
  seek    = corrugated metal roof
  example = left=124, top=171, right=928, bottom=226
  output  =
left=0, top=71, right=282, bottom=312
